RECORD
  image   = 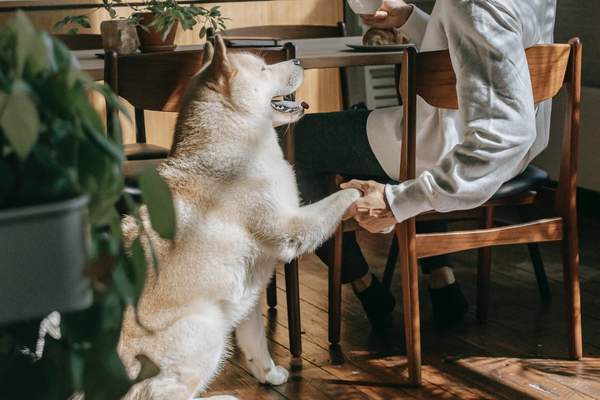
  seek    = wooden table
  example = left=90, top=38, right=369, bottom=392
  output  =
left=75, top=36, right=407, bottom=80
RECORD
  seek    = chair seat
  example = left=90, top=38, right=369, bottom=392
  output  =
left=124, top=143, right=169, bottom=161
left=492, top=165, right=549, bottom=199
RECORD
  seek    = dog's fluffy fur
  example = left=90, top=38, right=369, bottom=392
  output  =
left=117, top=36, right=360, bottom=399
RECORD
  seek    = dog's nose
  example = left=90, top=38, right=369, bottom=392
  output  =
left=291, top=59, right=301, bottom=66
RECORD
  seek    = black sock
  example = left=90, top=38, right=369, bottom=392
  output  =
left=355, top=275, right=396, bottom=332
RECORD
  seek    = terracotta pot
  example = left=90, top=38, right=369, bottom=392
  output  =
left=100, top=19, right=140, bottom=55
left=136, top=12, right=179, bottom=53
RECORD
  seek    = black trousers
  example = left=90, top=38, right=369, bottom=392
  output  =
left=294, top=109, right=451, bottom=284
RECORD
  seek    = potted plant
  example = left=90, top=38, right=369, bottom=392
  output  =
left=134, top=0, right=227, bottom=52
left=54, top=0, right=228, bottom=53
left=1, top=13, right=175, bottom=399
left=54, top=1, right=140, bottom=55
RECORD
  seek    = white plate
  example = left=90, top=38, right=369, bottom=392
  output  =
left=346, top=43, right=413, bottom=52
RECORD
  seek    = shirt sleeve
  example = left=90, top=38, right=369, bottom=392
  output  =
left=397, top=4, right=430, bottom=49
left=386, top=0, right=537, bottom=223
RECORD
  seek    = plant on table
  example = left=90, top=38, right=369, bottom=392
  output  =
left=54, top=0, right=228, bottom=52
left=0, top=12, right=176, bottom=399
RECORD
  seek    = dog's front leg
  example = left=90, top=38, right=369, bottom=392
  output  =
left=278, top=188, right=361, bottom=262
left=235, top=302, right=289, bottom=386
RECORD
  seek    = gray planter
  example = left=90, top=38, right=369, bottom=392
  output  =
left=0, top=195, right=92, bottom=325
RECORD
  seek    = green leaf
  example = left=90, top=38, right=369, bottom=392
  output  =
left=138, top=167, right=176, bottom=240
left=1, top=82, right=40, bottom=160
left=112, top=263, right=134, bottom=305
left=13, top=11, right=36, bottom=77
left=130, top=238, right=147, bottom=302
left=83, top=330, right=131, bottom=400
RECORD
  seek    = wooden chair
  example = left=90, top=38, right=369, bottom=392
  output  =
left=222, top=23, right=350, bottom=109
left=330, top=38, right=583, bottom=386
left=54, top=33, right=103, bottom=51
left=104, top=44, right=304, bottom=362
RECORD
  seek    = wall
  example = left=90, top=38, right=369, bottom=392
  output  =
left=0, top=0, right=345, bottom=147
left=535, top=1, right=600, bottom=191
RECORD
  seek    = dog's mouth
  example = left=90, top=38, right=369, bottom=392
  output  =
left=271, top=99, right=310, bottom=114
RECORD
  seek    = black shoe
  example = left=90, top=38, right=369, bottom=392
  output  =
left=355, top=275, right=396, bottom=332
left=429, top=282, right=468, bottom=329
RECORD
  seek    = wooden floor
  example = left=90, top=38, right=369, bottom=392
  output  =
left=206, top=215, right=600, bottom=399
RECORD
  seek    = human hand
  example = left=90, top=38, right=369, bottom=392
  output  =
left=355, top=210, right=397, bottom=234
left=340, top=180, right=397, bottom=233
left=340, top=179, right=388, bottom=215
left=360, top=0, right=414, bottom=29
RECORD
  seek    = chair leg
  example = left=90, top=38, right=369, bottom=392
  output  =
left=328, top=227, right=343, bottom=346
left=476, top=207, right=494, bottom=322
left=397, top=221, right=421, bottom=386
left=518, top=209, right=552, bottom=304
left=382, top=233, right=399, bottom=291
left=527, top=243, right=552, bottom=304
left=266, top=272, right=277, bottom=309
left=562, top=213, right=582, bottom=359
left=285, top=260, right=303, bottom=364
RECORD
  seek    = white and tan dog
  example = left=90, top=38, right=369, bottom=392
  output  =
left=118, top=36, right=360, bottom=399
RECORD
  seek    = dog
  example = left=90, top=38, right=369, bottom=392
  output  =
left=117, top=36, right=361, bottom=399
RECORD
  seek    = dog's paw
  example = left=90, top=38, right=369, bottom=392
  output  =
left=264, top=365, right=289, bottom=386
left=246, top=359, right=289, bottom=386
left=342, top=188, right=362, bottom=201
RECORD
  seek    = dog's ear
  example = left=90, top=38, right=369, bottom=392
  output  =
left=204, top=35, right=234, bottom=93
left=212, top=35, right=233, bottom=76
left=202, top=40, right=214, bottom=68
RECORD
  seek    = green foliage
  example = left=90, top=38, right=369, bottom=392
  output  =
left=139, top=166, right=176, bottom=239
left=140, top=0, right=228, bottom=40
left=0, top=12, right=176, bottom=399
left=54, top=0, right=227, bottom=40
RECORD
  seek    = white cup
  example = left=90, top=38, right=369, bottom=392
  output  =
left=347, top=0, right=382, bottom=15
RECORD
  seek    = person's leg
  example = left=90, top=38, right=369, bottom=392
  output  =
left=417, top=220, right=468, bottom=328
left=294, top=110, right=466, bottom=330
left=295, top=110, right=395, bottom=330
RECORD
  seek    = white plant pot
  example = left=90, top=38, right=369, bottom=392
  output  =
left=0, top=195, right=92, bottom=325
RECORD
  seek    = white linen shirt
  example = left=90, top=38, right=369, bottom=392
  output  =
left=366, top=0, right=557, bottom=222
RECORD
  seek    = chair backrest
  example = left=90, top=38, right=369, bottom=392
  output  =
left=398, top=38, right=582, bottom=210
left=104, top=44, right=296, bottom=143
left=54, top=34, right=103, bottom=51
left=414, top=44, right=572, bottom=110
left=222, top=22, right=346, bottom=40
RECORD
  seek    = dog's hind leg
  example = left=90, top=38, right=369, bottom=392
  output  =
left=122, top=312, right=230, bottom=400
left=277, top=188, right=361, bottom=262
left=235, top=302, right=289, bottom=386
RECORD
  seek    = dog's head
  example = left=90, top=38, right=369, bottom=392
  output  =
left=201, top=35, right=306, bottom=127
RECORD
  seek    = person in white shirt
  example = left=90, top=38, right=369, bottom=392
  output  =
left=295, top=0, right=556, bottom=330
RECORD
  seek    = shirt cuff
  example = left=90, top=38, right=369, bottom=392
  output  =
left=385, top=182, right=432, bottom=223
left=398, top=5, right=429, bottom=47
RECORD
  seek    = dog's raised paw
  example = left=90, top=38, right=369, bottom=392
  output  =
left=264, top=365, right=289, bottom=386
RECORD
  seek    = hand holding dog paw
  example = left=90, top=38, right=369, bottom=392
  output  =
left=340, top=180, right=397, bottom=233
